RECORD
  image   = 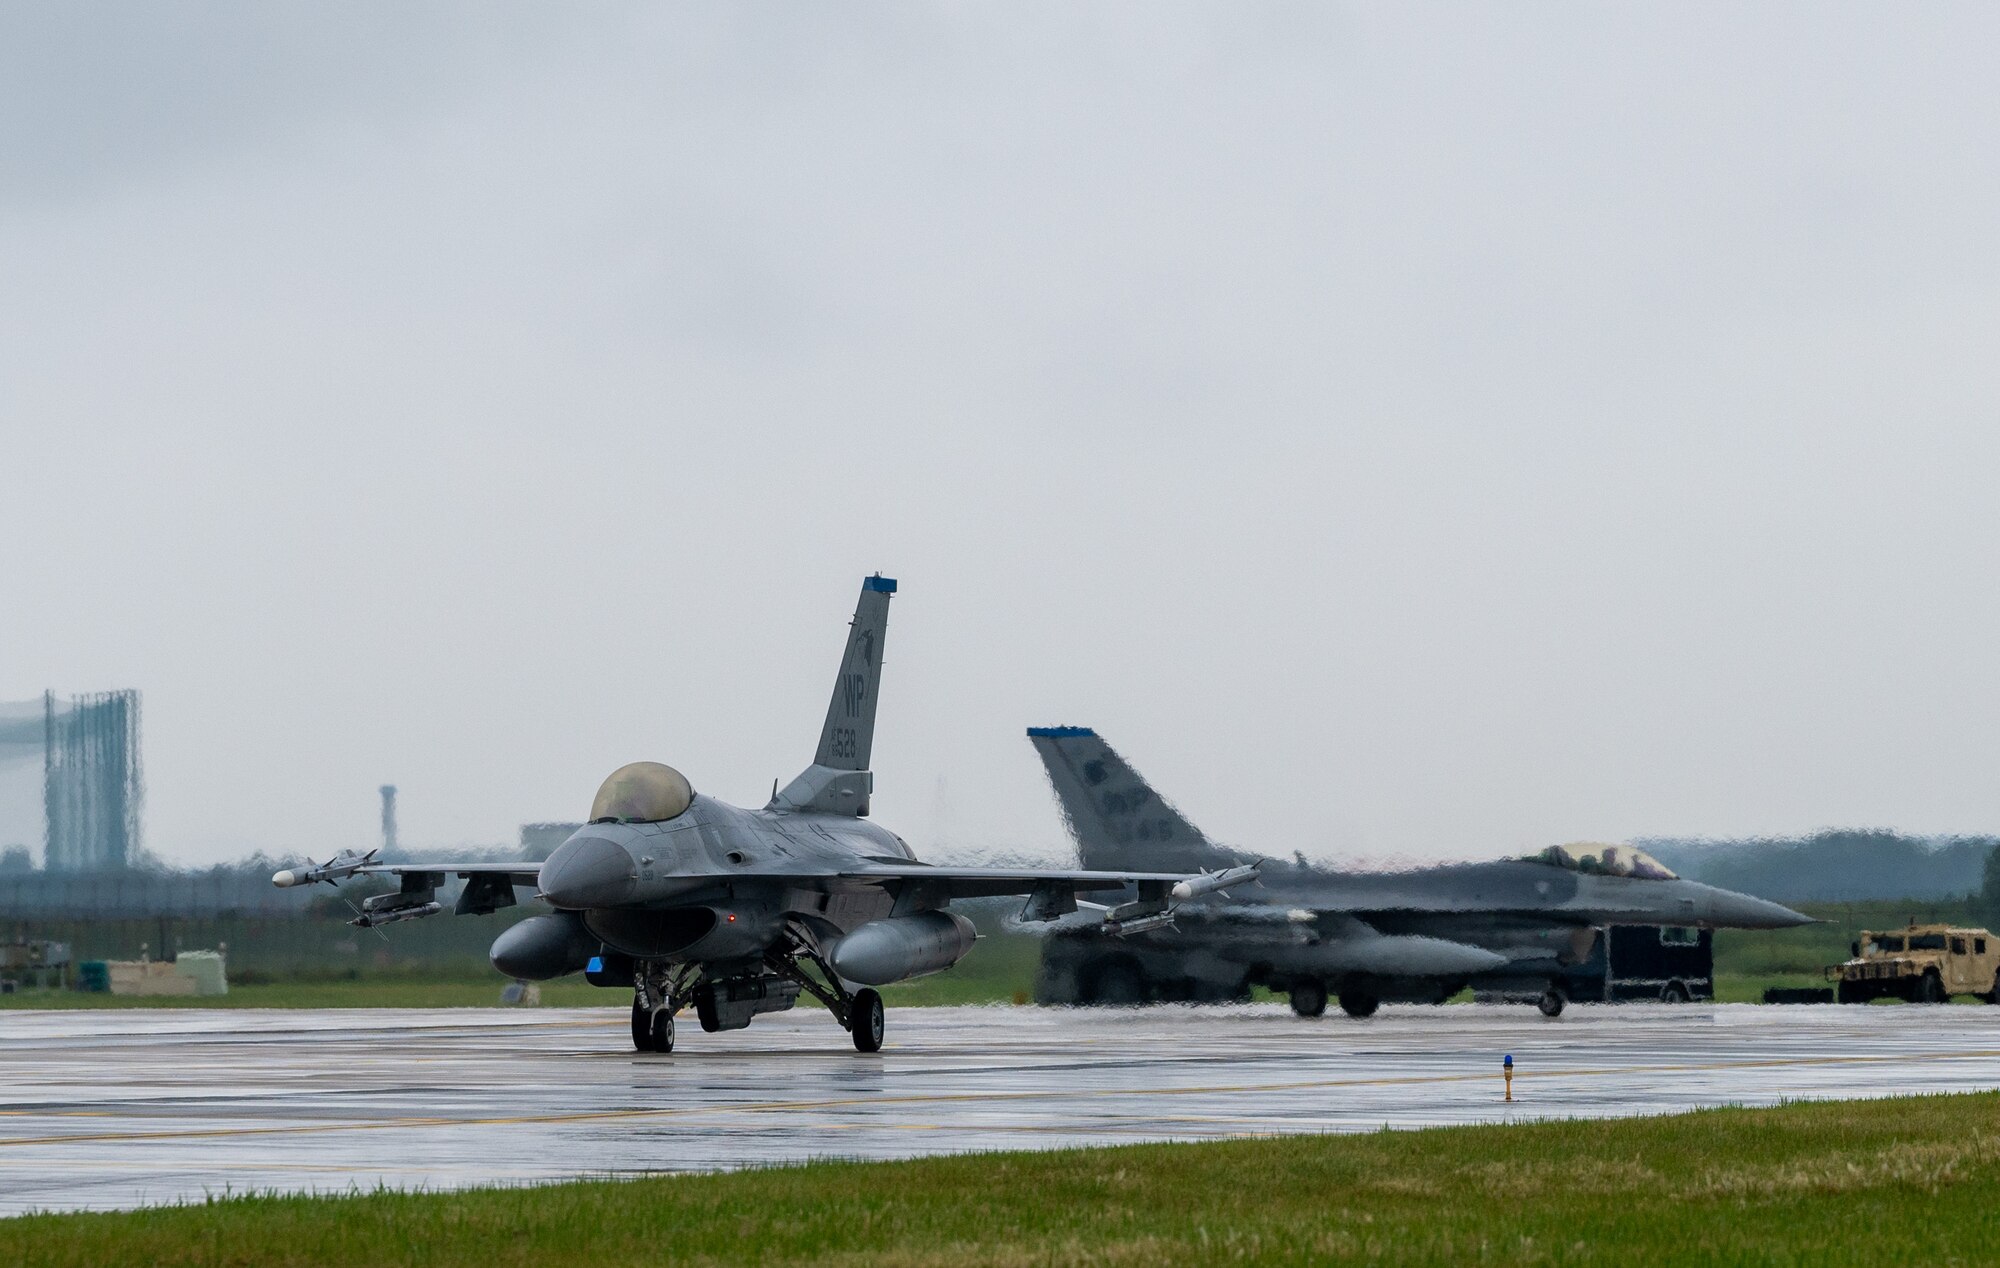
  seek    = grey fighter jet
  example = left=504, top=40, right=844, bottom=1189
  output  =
left=1027, top=727, right=1810, bottom=1018
left=274, top=578, right=1250, bottom=1054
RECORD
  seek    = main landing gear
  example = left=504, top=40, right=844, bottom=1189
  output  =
left=1289, top=980, right=1328, bottom=1018
left=624, top=930, right=892, bottom=1056
left=781, top=930, right=887, bottom=1053
left=849, top=988, right=885, bottom=1053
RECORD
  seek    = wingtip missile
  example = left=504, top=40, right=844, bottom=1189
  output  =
left=272, top=848, right=379, bottom=889
left=1169, top=862, right=1261, bottom=903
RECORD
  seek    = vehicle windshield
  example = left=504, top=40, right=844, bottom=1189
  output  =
left=1866, top=935, right=1905, bottom=954
left=1530, top=843, right=1678, bottom=881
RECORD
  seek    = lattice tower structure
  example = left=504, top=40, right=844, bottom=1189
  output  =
left=43, top=689, right=143, bottom=873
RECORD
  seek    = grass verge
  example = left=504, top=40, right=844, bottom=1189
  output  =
left=0, top=932, right=1041, bottom=1010
left=6, top=1093, right=1999, bottom=1265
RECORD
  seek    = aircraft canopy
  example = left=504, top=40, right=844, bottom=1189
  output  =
left=1531, top=842, right=1677, bottom=881
left=589, top=761, right=693, bottom=823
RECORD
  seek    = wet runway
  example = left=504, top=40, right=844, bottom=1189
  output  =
left=6, top=1000, right=2000, bottom=1213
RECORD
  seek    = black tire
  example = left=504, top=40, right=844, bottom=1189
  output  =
left=1661, top=982, right=1690, bottom=1005
left=1338, top=990, right=1379, bottom=1019
left=650, top=1009, right=675, bottom=1054
left=1985, top=977, right=2000, bottom=1005
left=1090, top=960, right=1147, bottom=1008
left=1537, top=987, right=1566, bottom=1018
left=1836, top=979, right=1865, bottom=1005
left=631, top=998, right=654, bottom=1052
left=851, top=987, right=885, bottom=1053
left=1290, top=980, right=1328, bottom=1018
left=1921, top=971, right=1948, bottom=1004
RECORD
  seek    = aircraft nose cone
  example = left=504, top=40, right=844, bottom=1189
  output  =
left=539, top=836, right=636, bottom=910
left=1694, top=883, right=1813, bottom=930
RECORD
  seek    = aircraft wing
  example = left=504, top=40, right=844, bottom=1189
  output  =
left=272, top=850, right=542, bottom=889
left=839, top=861, right=1260, bottom=930
left=354, top=863, right=543, bottom=883
left=838, top=864, right=1191, bottom=900
left=270, top=851, right=542, bottom=927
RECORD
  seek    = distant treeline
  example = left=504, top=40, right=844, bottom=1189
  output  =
left=1639, top=831, right=1999, bottom=904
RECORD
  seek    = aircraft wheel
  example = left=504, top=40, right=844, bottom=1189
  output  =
left=651, top=1009, right=675, bottom=1054
left=630, top=998, right=655, bottom=1052
left=1338, top=990, right=1379, bottom=1019
left=694, top=985, right=721, bottom=1033
left=1290, top=980, right=1328, bottom=1018
left=851, top=988, right=885, bottom=1053
left=1537, top=987, right=1566, bottom=1018
left=1661, top=982, right=1690, bottom=1004
left=1090, top=960, right=1146, bottom=1008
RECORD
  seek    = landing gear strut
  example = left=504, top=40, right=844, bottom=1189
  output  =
left=631, top=965, right=695, bottom=1054
left=773, top=925, right=889, bottom=1054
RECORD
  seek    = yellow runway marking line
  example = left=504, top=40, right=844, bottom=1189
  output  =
left=5, top=1045, right=2000, bottom=1151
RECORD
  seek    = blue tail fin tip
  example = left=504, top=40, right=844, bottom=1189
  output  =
left=863, top=575, right=897, bottom=593
left=1027, top=726, right=1097, bottom=737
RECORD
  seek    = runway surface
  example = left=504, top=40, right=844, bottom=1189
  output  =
left=6, top=1000, right=2000, bottom=1214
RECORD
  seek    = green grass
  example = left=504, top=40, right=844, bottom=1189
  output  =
left=1713, top=896, right=1984, bottom=979
left=0, top=979, right=612, bottom=1009
left=11, top=897, right=1973, bottom=1012
left=7, top=1093, right=2000, bottom=1264
left=0, top=927, right=1043, bottom=1011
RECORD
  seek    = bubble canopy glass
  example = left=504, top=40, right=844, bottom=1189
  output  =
left=589, top=762, right=694, bottom=823
left=1530, top=842, right=1677, bottom=881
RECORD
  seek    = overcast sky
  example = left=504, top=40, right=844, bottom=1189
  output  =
left=3, top=4, right=1997, bottom=868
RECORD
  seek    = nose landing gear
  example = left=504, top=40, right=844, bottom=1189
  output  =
left=630, top=965, right=693, bottom=1053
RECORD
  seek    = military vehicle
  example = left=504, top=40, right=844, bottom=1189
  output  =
left=1475, top=925, right=1712, bottom=1006
left=1028, top=727, right=1811, bottom=1018
left=1827, top=923, right=2000, bottom=1004
left=275, top=577, right=1249, bottom=1054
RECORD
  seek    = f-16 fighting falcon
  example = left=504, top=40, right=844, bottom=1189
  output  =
left=1027, top=728, right=1810, bottom=1019
left=274, top=578, right=1252, bottom=1055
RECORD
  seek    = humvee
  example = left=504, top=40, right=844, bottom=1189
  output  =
left=1826, top=923, right=2000, bottom=1004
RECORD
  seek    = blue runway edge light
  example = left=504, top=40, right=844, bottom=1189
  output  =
left=587, top=956, right=603, bottom=974
left=1026, top=726, right=1097, bottom=738
left=863, top=575, right=897, bottom=593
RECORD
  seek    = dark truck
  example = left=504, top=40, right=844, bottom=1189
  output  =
left=1475, top=925, right=1712, bottom=1007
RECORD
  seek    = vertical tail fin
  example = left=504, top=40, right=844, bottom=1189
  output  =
left=775, top=575, right=895, bottom=816
left=1027, top=727, right=1244, bottom=872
